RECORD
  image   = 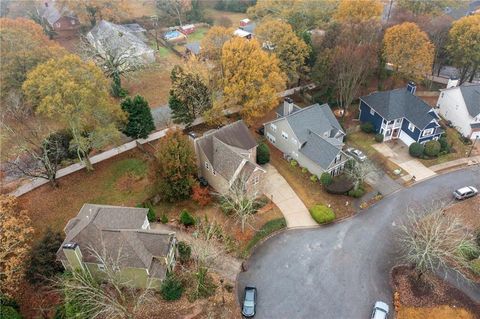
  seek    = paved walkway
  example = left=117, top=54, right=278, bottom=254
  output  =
left=262, top=164, right=317, bottom=228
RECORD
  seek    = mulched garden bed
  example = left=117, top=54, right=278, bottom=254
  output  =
left=391, top=265, right=480, bottom=318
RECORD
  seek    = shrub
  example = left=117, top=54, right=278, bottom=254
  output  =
left=325, top=175, right=354, bottom=194
left=424, top=140, right=441, bottom=157
left=256, top=143, right=270, bottom=165
left=374, top=133, right=384, bottom=142
left=470, top=259, right=480, bottom=275
left=0, top=306, right=21, bottom=319
left=161, top=274, right=184, bottom=301
left=439, top=136, right=450, bottom=153
left=160, top=214, right=168, bottom=224
left=179, top=210, right=195, bottom=227
left=137, top=202, right=156, bottom=222
left=177, top=241, right=192, bottom=263
left=121, top=95, right=155, bottom=139
left=290, top=159, right=298, bottom=167
left=26, top=229, right=64, bottom=284
left=310, top=174, right=318, bottom=183
left=301, top=167, right=308, bottom=174
left=191, top=184, right=211, bottom=206
left=360, top=122, right=374, bottom=133
left=409, top=142, right=424, bottom=158
left=309, top=205, right=335, bottom=224
left=458, top=242, right=480, bottom=261
left=348, top=188, right=365, bottom=198
left=320, top=172, right=333, bottom=186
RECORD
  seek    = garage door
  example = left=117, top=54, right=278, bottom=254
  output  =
left=399, top=130, right=415, bottom=146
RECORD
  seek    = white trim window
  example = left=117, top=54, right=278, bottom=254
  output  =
left=270, top=123, right=277, bottom=132
left=267, top=133, right=276, bottom=144
left=253, top=175, right=260, bottom=185
left=205, top=161, right=210, bottom=170
left=370, top=108, right=375, bottom=116
left=282, top=131, right=288, bottom=140
left=422, top=128, right=434, bottom=137
left=408, top=122, right=415, bottom=132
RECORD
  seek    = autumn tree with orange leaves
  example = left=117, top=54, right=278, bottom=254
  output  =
left=383, top=22, right=434, bottom=81
left=0, top=195, right=34, bottom=297
left=57, top=0, right=133, bottom=26
left=334, top=0, right=383, bottom=24
left=0, top=18, right=66, bottom=100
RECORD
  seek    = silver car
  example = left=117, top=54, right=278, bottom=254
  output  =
left=371, top=301, right=389, bottom=319
left=453, top=186, right=478, bottom=200
left=346, top=147, right=367, bottom=162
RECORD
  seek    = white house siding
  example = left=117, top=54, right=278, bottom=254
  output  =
left=437, top=88, right=475, bottom=138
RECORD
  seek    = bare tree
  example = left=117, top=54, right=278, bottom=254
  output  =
left=58, top=244, right=154, bottom=319
left=218, top=176, right=260, bottom=233
left=344, top=160, right=375, bottom=191
left=398, top=203, right=476, bottom=282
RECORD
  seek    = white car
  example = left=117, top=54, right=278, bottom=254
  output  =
left=453, top=186, right=478, bottom=200
left=371, top=301, right=389, bottom=319
left=346, top=147, right=367, bottom=162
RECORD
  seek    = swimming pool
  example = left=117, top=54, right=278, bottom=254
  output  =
left=164, top=30, right=183, bottom=40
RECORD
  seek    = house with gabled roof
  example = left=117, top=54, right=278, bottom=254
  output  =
left=359, top=82, right=443, bottom=146
left=436, top=81, right=480, bottom=140
left=57, top=204, right=176, bottom=289
left=192, top=120, right=266, bottom=195
left=40, top=0, right=79, bottom=32
left=264, top=98, right=350, bottom=177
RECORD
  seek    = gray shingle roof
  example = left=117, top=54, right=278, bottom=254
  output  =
left=212, top=136, right=246, bottom=181
left=299, top=131, right=343, bottom=169
left=360, top=88, right=439, bottom=129
left=185, top=41, right=201, bottom=55
left=241, top=22, right=256, bottom=34
left=459, top=84, right=480, bottom=117
left=471, top=123, right=480, bottom=129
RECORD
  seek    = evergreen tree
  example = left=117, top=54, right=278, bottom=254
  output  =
left=121, top=95, right=155, bottom=139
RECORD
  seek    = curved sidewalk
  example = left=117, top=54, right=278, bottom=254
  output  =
left=262, top=164, right=317, bottom=228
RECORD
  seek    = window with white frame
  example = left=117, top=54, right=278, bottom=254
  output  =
left=282, top=131, right=288, bottom=140
left=97, top=264, right=106, bottom=271
left=270, top=123, right=277, bottom=132
left=422, top=128, right=434, bottom=137
left=370, top=108, right=375, bottom=116
left=267, top=133, right=276, bottom=144
left=205, top=161, right=209, bottom=170
left=253, top=175, right=259, bottom=185
left=408, top=122, right=415, bottom=132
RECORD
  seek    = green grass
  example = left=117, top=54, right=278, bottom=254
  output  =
left=187, top=27, right=209, bottom=41
left=157, top=46, right=173, bottom=58
left=242, top=218, right=286, bottom=256
left=419, top=127, right=471, bottom=167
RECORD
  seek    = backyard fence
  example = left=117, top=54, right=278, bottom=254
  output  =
left=10, top=128, right=171, bottom=197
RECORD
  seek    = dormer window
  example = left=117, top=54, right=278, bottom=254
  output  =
left=370, top=108, right=375, bottom=116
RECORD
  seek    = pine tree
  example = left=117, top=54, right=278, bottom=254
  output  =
left=121, top=95, right=155, bottom=139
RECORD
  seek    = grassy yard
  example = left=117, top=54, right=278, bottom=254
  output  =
left=204, top=8, right=247, bottom=26
left=269, top=146, right=356, bottom=220
left=346, top=130, right=405, bottom=179
left=187, top=27, right=209, bottom=41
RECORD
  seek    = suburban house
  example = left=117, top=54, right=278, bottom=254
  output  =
left=264, top=99, right=349, bottom=176
left=185, top=41, right=201, bottom=57
left=192, top=121, right=266, bottom=195
left=437, top=81, right=480, bottom=140
left=87, top=20, right=155, bottom=69
left=57, top=204, right=176, bottom=289
left=40, top=0, right=79, bottom=32
left=359, top=82, right=443, bottom=146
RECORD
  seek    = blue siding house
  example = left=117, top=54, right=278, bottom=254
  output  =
left=359, top=82, right=443, bottom=146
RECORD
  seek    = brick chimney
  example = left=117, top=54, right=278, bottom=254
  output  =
left=406, top=81, right=416, bottom=94
left=283, top=97, right=294, bottom=116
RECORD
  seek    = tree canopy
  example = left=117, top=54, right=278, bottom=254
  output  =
left=121, top=95, right=155, bottom=139
left=383, top=22, right=434, bottom=81
left=57, top=0, right=133, bottom=26
left=0, top=18, right=66, bottom=100
left=447, top=14, right=480, bottom=84
left=397, top=0, right=459, bottom=16
left=200, top=26, right=234, bottom=62
left=23, top=54, right=125, bottom=169
left=220, top=37, right=286, bottom=124
left=334, top=0, right=383, bottom=24
left=255, top=19, right=310, bottom=82
left=0, top=195, right=34, bottom=297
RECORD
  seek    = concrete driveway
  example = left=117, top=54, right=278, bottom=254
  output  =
left=263, top=164, right=317, bottom=228
left=238, top=167, right=480, bottom=319
left=372, top=142, right=436, bottom=181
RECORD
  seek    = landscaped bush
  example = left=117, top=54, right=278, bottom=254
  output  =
left=309, top=205, right=335, bottom=224
left=256, top=143, right=270, bottom=165
left=325, top=175, right=354, bottom=194
left=290, top=159, right=298, bottom=167
left=242, top=218, right=286, bottom=257
left=301, top=167, right=308, bottom=174
left=360, top=122, right=374, bottom=133
left=348, top=188, right=365, bottom=198
left=179, top=210, right=195, bottom=227
left=191, top=184, right=211, bottom=207
left=374, top=133, right=384, bottom=142
left=424, top=140, right=441, bottom=157
left=409, top=142, right=424, bottom=158
left=160, top=213, right=168, bottom=224
left=160, top=274, right=184, bottom=301
left=310, top=174, right=318, bottom=183
left=439, top=136, right=451, bottom=154
left=470, top=259, right=480, bottom=276
left=177, top=241, right=192, bottom=263
left=458, top=242, right=480, bottom=261
left=0, top=306, right=21, bottom=319
left=320, top=172, right=333, bottom=186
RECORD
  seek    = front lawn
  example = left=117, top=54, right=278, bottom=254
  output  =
left=419, top=127, right=472, bottom=167
left=269, top=146, right=356, bottom=220
left=187, top=27, right=209, bottom=41
left=347, top=130, right=405, bottom=178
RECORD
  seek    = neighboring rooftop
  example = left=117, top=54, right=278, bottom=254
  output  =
left=459, top=84, right=480, bottom=117
left=185, top=41, right=201, bottom=55
left=361, top=88, right=439, bottom=129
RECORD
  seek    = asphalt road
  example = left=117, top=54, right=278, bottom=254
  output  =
left=237, top=167, right=480, bottom=319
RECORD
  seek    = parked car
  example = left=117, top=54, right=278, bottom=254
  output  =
left=371, top=301, right=389, bottom=319
left=346, top=147, right=367, bottom=162
left=453, top=186, right=478, bottom=200
left=242, top=286, right=257, bottom=318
